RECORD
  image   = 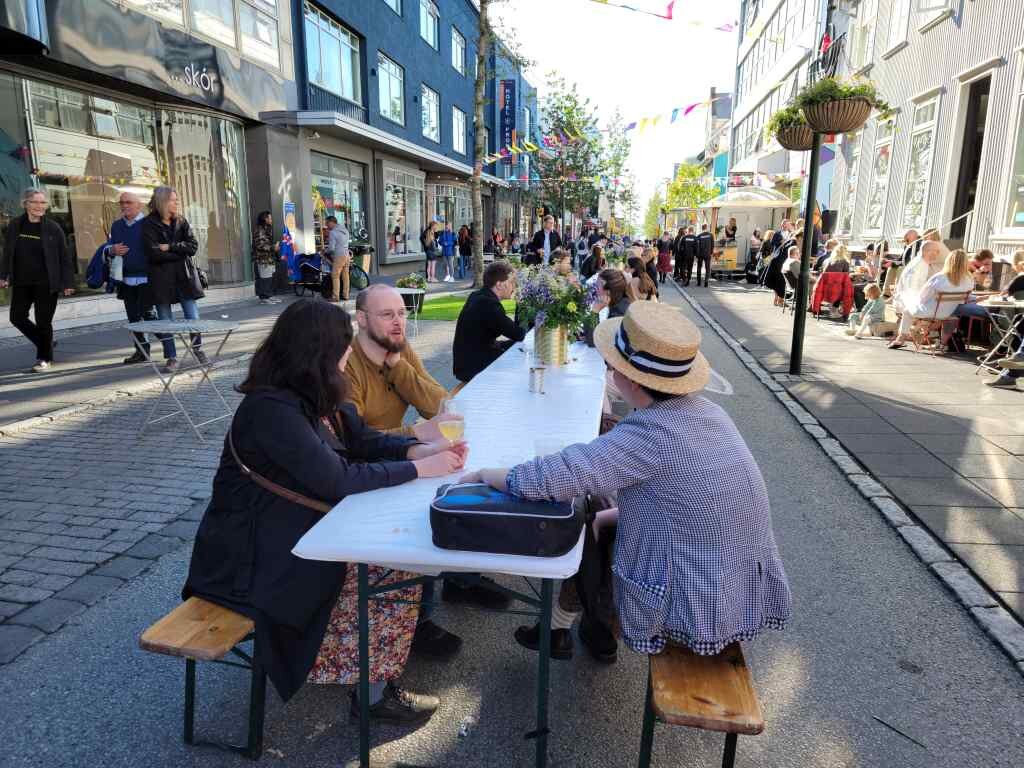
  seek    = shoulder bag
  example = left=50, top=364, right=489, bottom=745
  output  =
left=228, top=422, right=332, bottom=513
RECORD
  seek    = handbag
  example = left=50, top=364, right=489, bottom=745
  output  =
left=184, top=254, right=209, bottom=295
left=228, top=422, right=332, bottom=514
left=430, top=482, right=583, bottom=557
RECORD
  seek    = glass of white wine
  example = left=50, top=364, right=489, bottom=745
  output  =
left=437, top=398, right=464, bottom=443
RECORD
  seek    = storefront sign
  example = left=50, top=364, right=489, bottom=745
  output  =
left=182, top=64, right=216, bottom=94
left=500, top=80, right=517, bottom=166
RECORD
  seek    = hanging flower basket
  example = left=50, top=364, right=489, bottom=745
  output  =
left=776, top=124, right=815, bottom=151
left=802, top=97, right=873, bottom=134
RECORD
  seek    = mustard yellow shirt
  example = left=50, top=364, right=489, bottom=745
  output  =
left=346, top=337, right=446, bottom=436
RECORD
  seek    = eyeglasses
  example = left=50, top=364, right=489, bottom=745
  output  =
left=372, top=310, right=407, bottom=321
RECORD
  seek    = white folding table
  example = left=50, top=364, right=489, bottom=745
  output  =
left=293, top=333, right=606, bottom=767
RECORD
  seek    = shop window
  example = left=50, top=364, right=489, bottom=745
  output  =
left=848, top=0, right=877, bottom=71
left=864, top=118, right=896, bottom=233
left=452, top=28, right=466, bottom=75
left=420, top=0, right=439, bottom=50
left=385, top=168, right=424, bottom=257
left=885, top=0, right=911, bottom=54
left=304, top=3, right=361, bottom=103
left=240, top=0, right=280, bottom=68
left=384, top=0, right=401, bottom=13
left=191, top=0, right=237, bottom=48
left=378, top=53, right=405, bottom=125
left=452, top=106, right=466, bottom=155
left=124, top=0, right=185, bottom=26
left=421, top=84, right=440, bottom=142
left=839, top=131, right=861, bottom=234
left=310, top=151, right=367, bottom=253
left=0, top=73, right=35, bottom=306
left=901, top=98, right=939, bottom=230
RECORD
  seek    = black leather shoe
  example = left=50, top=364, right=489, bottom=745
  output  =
left=350, top=683, right=439, bottom=726
left=513, top=623, right=573, bottom=660
left=442, top=577, right=511, bottom=609
left=122, top=351, right=147, bottom=364
left=578, top=617, right=618, bottom=664
left=412, top=619, right=463, bottom=660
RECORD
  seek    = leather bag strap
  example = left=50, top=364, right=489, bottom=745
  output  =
left=228, top=422, right=332, bottom=514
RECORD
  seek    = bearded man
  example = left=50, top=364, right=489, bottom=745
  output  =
left=347, top=284, right=510, bottom=658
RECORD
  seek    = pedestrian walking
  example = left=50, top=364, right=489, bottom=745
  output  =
left=656, top=231, right=672, bottom=284
left=438, top=222, right=457, bottom=283
left=253, top=211, right=281, bottom=305
left=526, top=214, right=561, bottom=265
left=421, top=221, right=440, bottom=282
left=325, top=215, right=350, bottom=302
left=0, top=187, right=74, bottom=372
left=695, top=224, right=714, bottom=287
left=105, top=191, right=157, bottom=364
left=679, top=226, right=698, bottom=285
left=457, top=224, right=472, bottom=279
left=142, top=185, right=204, bottom=374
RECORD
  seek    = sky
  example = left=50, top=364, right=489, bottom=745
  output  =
left=491, top=0, right=739, bottom=220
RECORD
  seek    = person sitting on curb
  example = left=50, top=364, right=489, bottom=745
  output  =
left=347, top=284, right=510, bottom=656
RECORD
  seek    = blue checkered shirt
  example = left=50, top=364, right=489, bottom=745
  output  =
left=508, top=395, right=792, bottom=655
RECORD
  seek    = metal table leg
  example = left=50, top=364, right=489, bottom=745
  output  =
left=535, top=578, right=553, bottom=768
left=358, top=563, right=371, bottom=767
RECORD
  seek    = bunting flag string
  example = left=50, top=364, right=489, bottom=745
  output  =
left=589, top=0, right=675, bottom=20
left=623, top=96, right=728, bottom=133
left=481, top=126, right=590, bottom=165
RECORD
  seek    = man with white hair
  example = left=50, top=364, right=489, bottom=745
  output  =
left=106, top=191, right=161, bottom=364
left=0, top=188, right=73, bottom=372
left=888, top=240, right=943, bottom=349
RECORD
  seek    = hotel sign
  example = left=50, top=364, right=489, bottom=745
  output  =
left=500, top=79, right=517, bottom=166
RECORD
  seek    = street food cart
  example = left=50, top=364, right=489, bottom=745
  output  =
left=698, top=187, right=796, bottom=276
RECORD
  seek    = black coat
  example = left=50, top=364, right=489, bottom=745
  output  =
left=696, top=232, right=714, bottom=259
left=453, top=287, right=526, bottom=382
left=183, top=389, right=417, bottom=701
left=0, top=214, right=73, bottom=293
left=142, top=212, right=202, bottom=306
left=528, top=229, right=561, bottom=261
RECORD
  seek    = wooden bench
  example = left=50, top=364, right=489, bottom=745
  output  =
left=637, top=643, right=764, bottom=768
left=140, top=597, right=267, bottom=760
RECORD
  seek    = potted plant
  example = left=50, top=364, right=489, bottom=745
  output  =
left=766, top=105, right=814, bottom=151
left=515, top=267, right=592, bottom=365
left=395, top=272, right=426, bottom=313
left=794, top=77, right=891, bottom=134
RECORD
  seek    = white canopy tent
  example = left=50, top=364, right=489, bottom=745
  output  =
left=698, top=187, right=796, bottom=270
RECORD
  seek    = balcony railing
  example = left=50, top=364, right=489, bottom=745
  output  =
left=307, top=85, right=368, bottom=124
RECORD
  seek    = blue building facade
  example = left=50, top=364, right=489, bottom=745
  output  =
left=259, top=0, right=538, bottom=272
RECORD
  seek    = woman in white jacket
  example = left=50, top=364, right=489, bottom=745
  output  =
left=890, top=247, right=974, bottom=350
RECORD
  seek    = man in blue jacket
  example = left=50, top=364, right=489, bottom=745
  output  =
left=438, top=221, right=457, bottom=283
left=106, top=191, right=163, bottom=364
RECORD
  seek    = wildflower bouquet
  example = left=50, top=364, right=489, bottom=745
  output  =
left=515, top=266, right=592, bottom=336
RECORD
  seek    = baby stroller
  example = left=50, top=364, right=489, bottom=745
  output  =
left=287, top=251, right=371, bottom=298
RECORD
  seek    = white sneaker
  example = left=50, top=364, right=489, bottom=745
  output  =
left=31, top=360, right=51, bottom=373
left=445, top=275, right=455, bottom=283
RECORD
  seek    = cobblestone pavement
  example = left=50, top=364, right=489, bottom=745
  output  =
left=0, top=319, right=458, bottom=664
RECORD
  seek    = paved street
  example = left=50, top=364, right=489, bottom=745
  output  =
left=0, top=288, right=1022, bottom=767
left=681, top=281, right=1024, bottom=625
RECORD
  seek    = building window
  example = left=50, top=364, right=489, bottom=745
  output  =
left=190, top=0, right=236, bottom=47
left=420, top=0, right=439, bottom=49
left=384, top=0, right=401, bottom=13
left=452, top=27, right=466, bottom=75
left=848, top=0, right=877, bottom=71
left=452, top=106, right=466, bottom=154
left=385, top=167, right=425, bottom=257
left=1005, top=74, right=1024, bottom=227
left=421, top=84, right=440, bottom=142
left=305, top=4, right=361, bottom=103
left=124, top=0, right=184, bottom=25
left=378, top=53, right=405, bottom=124
left=839, top=132, right=861, bottom=234
left=240, top=1, right=279, bottom=67
left=865, top=119, right=896, bottom=233
left=901, top=98, right=939, bottom=230
left=885, top=0, right=911, bottom=53
left=311, top=152, right=366, bottom=252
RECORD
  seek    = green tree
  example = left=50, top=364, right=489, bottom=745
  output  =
left=535, top=73, right=602, bottom=226
left=643, top=190, right=664, bottom=239
left=665, top=163, right=718, bottom=210
left=602, top=110, right=635, bottom=229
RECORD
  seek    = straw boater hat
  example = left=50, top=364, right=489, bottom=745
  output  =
left=593, top=301, right=710, bottom=396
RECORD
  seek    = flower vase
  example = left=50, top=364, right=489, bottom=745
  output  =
left=535, top=325, right=569, bottom=366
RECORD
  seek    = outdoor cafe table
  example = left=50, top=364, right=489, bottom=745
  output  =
left=975, top=297, right=1024, bottom=374
left=293, top=333, right=607, bottom=767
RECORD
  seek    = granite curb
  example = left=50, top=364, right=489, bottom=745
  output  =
left=671, top=280, right=1024, bottom=673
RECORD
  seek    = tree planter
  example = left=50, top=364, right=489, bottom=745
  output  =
left=776, top=124, right=815, bottom=151
left=802, top=98, right=872, bottom=134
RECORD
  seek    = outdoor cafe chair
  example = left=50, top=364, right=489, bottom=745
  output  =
left=909, top=291, right=972, bottom=355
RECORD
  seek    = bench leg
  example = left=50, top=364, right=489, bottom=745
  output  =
left=246, top=655, right=267, bottom=760
left=637, top=668, right=656, bottom=768
left=722, top=732, right=738, bottom=768
left=184, top=658, right=196, bottom=745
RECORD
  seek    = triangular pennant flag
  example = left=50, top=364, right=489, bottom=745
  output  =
left=638, top=118, right=649, bottom=133
left=670, top=108, right=680, bottom=123
left=625, top=121, right=637, bottom=132
left=508, top=144, right=521, bottom=154
left=651, top=115, right=662, bottom=127
left=522, top=140, right=539, bottom=152
left=683, top=102, right=699, bottom=116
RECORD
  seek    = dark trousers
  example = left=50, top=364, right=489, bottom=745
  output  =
left=121, top=283, right=158, bottom=354
left=10, top=284, right=58, bottom=362
left=673, top=254, right=684, bottom=281
left=682, top=254, right=695, bottom=284
left=695, top=253, right=712, bottom=285
left=255, top=275, right=273, bottom=299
